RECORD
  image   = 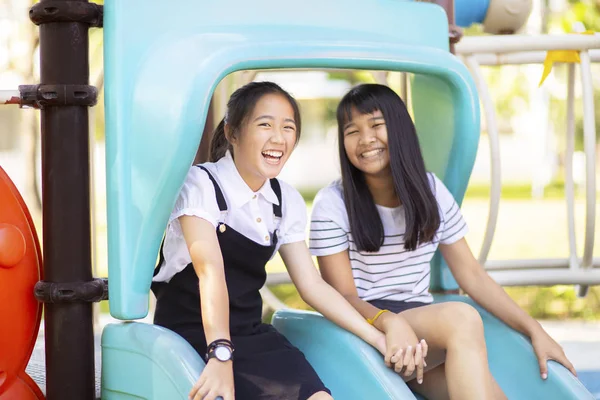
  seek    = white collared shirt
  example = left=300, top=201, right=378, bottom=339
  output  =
left=153, top=151, right=307, bottom=283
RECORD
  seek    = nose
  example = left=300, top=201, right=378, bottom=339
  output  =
left=270, top=126, right=285, bottom=144
left=358, top=131, right=376, bottom=145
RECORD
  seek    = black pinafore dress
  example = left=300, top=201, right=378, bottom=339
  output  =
left=152, top=166, right=329, bottom=400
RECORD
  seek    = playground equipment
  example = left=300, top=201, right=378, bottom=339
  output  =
left=454, top=0, right=533, bottom=34
left=0, top=167, right=44, bottom=400
left=0, top=0, right=597, bottom=399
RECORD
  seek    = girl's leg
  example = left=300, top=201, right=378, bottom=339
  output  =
left=307, top=392, right=333, bottom=400
left=408, top=364, right=449, bottom=400
left=407, top=363, right=506, bottom=400
left=399, top=302, right=505, bottom=400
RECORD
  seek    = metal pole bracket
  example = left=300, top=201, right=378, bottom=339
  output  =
left=19, top=84, right=98, bottom=108
left=30, top=1, right=103, bottom=28
left=34, top=278, right=108, bottom=304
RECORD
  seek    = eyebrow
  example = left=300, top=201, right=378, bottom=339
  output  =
left=343, top=115, right=384, bottom=130
left=253, top=115, right=296, bottom=124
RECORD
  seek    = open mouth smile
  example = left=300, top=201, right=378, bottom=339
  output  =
left=360, top=148, right=385, bottom=158
left=262, top=150, right=284, bottom=165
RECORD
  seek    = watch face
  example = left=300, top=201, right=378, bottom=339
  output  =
left=215, top=346, right=232, bottom=361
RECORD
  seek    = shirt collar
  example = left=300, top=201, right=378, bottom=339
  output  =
left=215, top=151, right=280, bottom=209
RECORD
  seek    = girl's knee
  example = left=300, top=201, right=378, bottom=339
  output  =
left=440, top=302, right=485, bottom=344
left=308, top=391, right=333, bottom=400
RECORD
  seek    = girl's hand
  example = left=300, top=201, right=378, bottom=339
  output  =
left=378, top=313, right=428, bottom=383
left=189, top=359, right=234, bottom=400
left=531, top=329, right=577, bottom=380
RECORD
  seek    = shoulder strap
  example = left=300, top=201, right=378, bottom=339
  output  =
left=154, top=236, right=166, bottom=276
left=270, top=178, right=282, bottom=218
left=195, top=165, right=227, bottom=212
left=155, top=166, right=227, bottom=276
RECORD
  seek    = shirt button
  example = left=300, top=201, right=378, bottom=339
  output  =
left=253, top=194, right=257, bottom=199
left=264, top=235, right=269, bottom=241
left=256, top=217, right=262, bottom=223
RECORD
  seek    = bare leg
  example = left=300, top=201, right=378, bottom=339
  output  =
left=398, top=302, right=504, bottom=400
left=307, top=391, right=333, bottom=400
left=407, top=363, right=506, bottom=400
left=408, top=364, right=450, bottom=400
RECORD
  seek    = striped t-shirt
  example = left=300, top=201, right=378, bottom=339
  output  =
left=309, top=173, right=468, bottom=304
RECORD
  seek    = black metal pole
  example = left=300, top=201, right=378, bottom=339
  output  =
left=37, top=0, right=95, bottom=398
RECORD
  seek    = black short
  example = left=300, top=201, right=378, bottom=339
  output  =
left=180, top=323, right=330, bottom=400
left=368, top=299, right=429, bottom=314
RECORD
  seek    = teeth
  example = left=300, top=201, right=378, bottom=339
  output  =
left=361, top=149, right=383, bottom=158
left=262, top=150, right=283, bottom=158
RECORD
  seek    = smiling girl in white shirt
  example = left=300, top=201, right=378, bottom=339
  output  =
left=151, top=82, right=415, bottom=400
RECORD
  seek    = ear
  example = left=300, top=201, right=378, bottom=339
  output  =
left=224, top=123, right=236, bottom=144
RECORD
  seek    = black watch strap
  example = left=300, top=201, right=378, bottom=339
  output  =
left=206, top=339, right=235, bottom=362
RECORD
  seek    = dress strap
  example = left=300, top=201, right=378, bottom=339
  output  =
left=195, top=165, right=228, bottom=212
left=270, top=178, right=282, bottom=218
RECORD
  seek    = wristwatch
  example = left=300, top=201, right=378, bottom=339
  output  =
left=206, top=339, right=234, bottom=362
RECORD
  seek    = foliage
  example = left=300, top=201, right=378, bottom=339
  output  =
left=261, top=284, right=600, bottom=322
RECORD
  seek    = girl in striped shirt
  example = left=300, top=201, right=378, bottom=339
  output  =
left=310, top=84, right=575, bottom=399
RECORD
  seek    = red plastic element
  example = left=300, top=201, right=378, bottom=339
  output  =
left=0, top=224, right=27, bottom=268
left=0, top=166, right=45, bottom=400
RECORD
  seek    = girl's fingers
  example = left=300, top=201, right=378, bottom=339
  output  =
left=414, top=343, right=424, bottom=384
left=421, top=339, right=428, bottom=359
left=385, top=349, right=394, bottom=367
left=189, top=377, right=205, bottom=399
left=390, top=348, right=403, bottom=364
left=538, top=355, right=548, bottom=380
left=393, top=349, right=405, bottom=373
left=403, top=346, right=415, bottom=377
left=555, top=353, right=577, bottom=377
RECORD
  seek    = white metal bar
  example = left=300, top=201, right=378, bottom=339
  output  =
left=461, top=49, right=600, bottom=66
left=401, top=72, right=408, bottom=105
left=266, top=272, right=293, bottom=286
left=371, top=71, right=389, bottom=85
left=577, top=51, right=598, bottom=296
left=465, top=56, right=501, bottom=265
left=1, top=90, right=20, bottom=105
left=266, top=257, right=600, bottom=289
left=456, top=34, right=600, bottom=55
left=243, top=70, right=258, bottom=84
left=488, top=269, right=600, bottom=287
left=484, top=258, right=600, bottom=270
left=565, top=64, right=579, bottom=270
left=260, top=287, right=289, bottom=312
left=579, top=50, right=597, bottom=269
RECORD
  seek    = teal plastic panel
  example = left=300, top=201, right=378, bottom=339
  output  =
left=101, top=322, right=204, bottom=400
left=434, top=295, right=594, bottom=400
left=103, top=0, right=479, bottom=319
left=273, top=296, right=594, bottom=400
left=272, top=309, right=421, bottom=400
left=412, top=73, right=480, bottom=291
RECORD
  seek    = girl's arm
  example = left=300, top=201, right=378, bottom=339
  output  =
left=440, top=237, right=576, bottom=378
left=316, top=250, right=413, bottom=335
left=179, top=216, right=234, bottom=400
left=280, top=242, right=427, bottom=382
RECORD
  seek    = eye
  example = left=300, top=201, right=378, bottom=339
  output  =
left=373, top=123, right=385, bottom=128
left=259, top=122, right=271, bottom=127
left=344, top=130, right=358, bottom=136
left=284, top=125, right=296, bottom=131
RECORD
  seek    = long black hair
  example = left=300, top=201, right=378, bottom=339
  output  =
left=337, top=84, right=440, bottom=252
left=209, top=81, right=302, bottom=162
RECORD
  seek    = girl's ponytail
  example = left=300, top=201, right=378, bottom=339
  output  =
left=209, top=118, right=230, bottom=162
